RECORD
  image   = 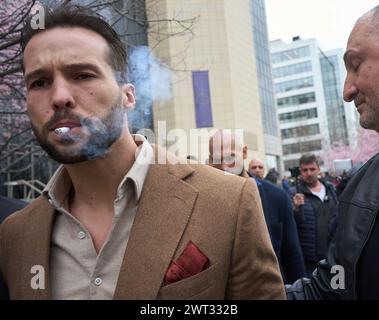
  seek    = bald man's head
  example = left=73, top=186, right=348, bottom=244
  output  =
left=249, top=158, right=265, bottom=179
left=208, top=129, right=247, bottom=175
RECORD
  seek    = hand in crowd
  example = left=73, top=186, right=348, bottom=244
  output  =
left=293, top=193, right=304, bottom=212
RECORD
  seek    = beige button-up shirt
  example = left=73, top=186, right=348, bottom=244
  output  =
left=44, top=135, right=153, bottom=299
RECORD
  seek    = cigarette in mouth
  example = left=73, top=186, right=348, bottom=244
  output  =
left=54, top=127, right=70, bottom=135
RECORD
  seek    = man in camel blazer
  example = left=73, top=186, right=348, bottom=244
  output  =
left=0, top=4, right=285, bottom=300
left=1, top=158, right=285, bottom=300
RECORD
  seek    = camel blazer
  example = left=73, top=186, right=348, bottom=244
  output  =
left=0, top=161, right=285, bottom=300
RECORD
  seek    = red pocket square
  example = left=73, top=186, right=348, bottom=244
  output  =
left=163, top=241, right=210, bottom=285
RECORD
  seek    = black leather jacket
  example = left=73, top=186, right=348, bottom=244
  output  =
left=286, top=153, right=379, bottom=299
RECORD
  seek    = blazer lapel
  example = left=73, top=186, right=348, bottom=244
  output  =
left=113, top=163, right=198, bottom=299
left=20, top=197, right=54, bottom=299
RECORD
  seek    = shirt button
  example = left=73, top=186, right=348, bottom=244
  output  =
left=94, top=277, right=102, bottom=286
left=78, top=231, right=86, bottom=239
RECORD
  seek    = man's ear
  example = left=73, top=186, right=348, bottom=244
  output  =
left=121, top=83, right=136, bottom=110
left=242, top=145, right=248, bottom=160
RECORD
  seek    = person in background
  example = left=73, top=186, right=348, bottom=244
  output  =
left=209, top=130, right=306, bottom=283
left=0, top=195, right=27, bottom=224
left=0, top=195, right=27, bottom=299
left=290, top=154, right=338, bottom=276
left=265, top=168, right=280, bottom=185
left=281, top=176, right=291, bottom=193
left=248, top=158, right=265, bottom=179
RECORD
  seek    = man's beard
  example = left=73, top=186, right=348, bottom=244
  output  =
left=356, top=94, right=379, bottom=132
left=360, top=104, right=379, bottom=132
left=31, top=94, right=125, bottom=164
left=304, top=177, right=318, bottom=187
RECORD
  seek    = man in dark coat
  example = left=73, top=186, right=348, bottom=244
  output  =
left=0, top=196, right=27, bottom=224
left=0, top=195, right=27, bottom=300
left=287, top=6, right=379, bottom=299
left=290, top=154, right=338, bottom=275
left=209, top=130, right=306, bottom=283
left=252, top=174, right=306, bottom=283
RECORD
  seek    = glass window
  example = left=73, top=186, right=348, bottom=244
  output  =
left=271, top=46, right=311, bottom=64
left=277, top=92, right=316, bottom=108
left=282, top=140, right=322, bottom=155
left=281, top=124, right=320, bottom=139
left=279, top=108, right=318, bottom=123
left=275, top=76, right=314, bottom=93
left=273, top=61, right=312, bottom=78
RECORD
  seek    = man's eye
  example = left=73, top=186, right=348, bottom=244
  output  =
left=350, top=58, right=361, bottom=72
left=30, top=79, right=47, bottom=89
left=354, top=63, right=361, bottom=72
left=75, top=74, right=93, bottom=80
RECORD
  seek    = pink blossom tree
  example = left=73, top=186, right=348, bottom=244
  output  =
left=0, top=0, right=36, bottom=144
left=322, top=128, right=379, bottom=172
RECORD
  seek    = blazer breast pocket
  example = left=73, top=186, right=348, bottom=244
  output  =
left=157, top=263, right=218, bottom=300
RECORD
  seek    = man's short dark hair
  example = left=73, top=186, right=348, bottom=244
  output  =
left=299, top=153, right=319, bottom=167
left=21, top=4, right=126, bottom=75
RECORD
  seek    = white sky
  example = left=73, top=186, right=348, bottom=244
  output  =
left=265, top=0, right=379, bottom=51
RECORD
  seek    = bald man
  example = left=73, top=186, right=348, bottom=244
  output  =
left=287, top=5, right=379, bottom=299
left=209, top=130, right=305, bottom=283
left=208, top=130, right=247, bottom=176
left=249, top=159, right=265, bottom=180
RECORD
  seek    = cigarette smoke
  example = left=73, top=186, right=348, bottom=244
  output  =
left=34, top=47, right=172, bottom=163
left=127, top=46, right=172, bottom=132
left=33, top=95, right=125, bottom=164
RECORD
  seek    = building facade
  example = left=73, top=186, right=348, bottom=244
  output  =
left=321, top=48, right=358, bottom=148
left=146, top=0, right=266, bottom=163
left=76, top=0, right=283, bottom=169
left=270, top=37, right=358, bottom=172
left=250, top=0, right=283, bottom=173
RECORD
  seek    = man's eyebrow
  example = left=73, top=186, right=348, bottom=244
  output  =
left=63, top=63, right=101, bottom=73
left=24, top=68, right=46, bottom=84
left=24, top=63, right=102, bottom=84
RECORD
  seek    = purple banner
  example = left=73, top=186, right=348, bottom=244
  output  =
left=192, top=71, right=214, bottom=128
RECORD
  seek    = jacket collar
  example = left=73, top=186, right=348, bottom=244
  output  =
left=339, top=153, right=379, bottom=210
left=297, top=179, right=333, bottom=195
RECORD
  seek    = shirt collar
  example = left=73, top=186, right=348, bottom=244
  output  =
left=116, top=134, right=153, bottom=201
left=43, top=134, right=153, bottom=208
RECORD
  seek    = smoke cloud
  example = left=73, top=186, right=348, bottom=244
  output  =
left=127, top=46, right=172, bottom=132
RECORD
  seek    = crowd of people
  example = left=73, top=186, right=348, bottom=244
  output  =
left=2, top=3, right=379, bottom=300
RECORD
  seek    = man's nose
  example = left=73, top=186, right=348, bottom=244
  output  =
left=51, top=78, right=75, bottom=110
left=343, top=74, right=358, bottom=102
